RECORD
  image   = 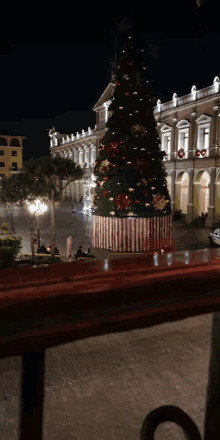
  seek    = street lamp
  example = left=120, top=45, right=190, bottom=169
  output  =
left=28, top=199, right=47, bottom=250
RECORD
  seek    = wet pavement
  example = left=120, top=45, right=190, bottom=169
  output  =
left=0, top=201, right=213, bottom=261
left=0, top=202, right=217, bottom=439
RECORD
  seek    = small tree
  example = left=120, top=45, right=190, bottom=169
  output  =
left=0, top=172, right=58, bottom=260
left=23, top=156, right=83, bottom=259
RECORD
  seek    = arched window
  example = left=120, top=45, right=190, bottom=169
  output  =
left=10, top=138, right=20, bottom=147
left=0, top=138, right=7, bottom=146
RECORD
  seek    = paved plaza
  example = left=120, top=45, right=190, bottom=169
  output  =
left=0, top=201, right=213, bottom=261
left=0, top=201, right=216, bottom=439
left=0, top=313, right=214, bottom=439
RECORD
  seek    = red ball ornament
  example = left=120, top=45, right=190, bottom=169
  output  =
left=95, top=160, right=99, bottom=165
left=135, top=199, right=140, bottom=204
left=148, top=178, right=154, bottom=182
left=201, top=149, right=206, bottom=156
left=118, top=114, right=124, bottom=120
left=178, top=149, right=185, bottom=158
left=147, top=151, right=152, bottom=155
left=104, top=176, right=110, bottom=181
left=121, top=156, right=126, bottom=160
left=103, top=190, right=109, bottom=198
left=114, top=192, right=132, bottom=210
left=125, top=91, right=130, bottom=96
left=119, top=139, right=124, bottom=145
left=97, top=196, right=100, bottom=200
left=112, top=163, right=119, bottom=168
left=196, top=150, right=200, bottom=157
left=96, top=181, right=100, bottom=187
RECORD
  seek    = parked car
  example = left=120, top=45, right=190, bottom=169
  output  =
left=209, top=229, right=220, bottom=247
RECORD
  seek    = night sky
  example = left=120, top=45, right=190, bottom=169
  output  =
left=0, top=1, right=218, bottom=162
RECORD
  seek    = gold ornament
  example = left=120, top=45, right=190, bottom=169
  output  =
left=128, top=212, right=133, bottom=216
left=110, top=211, right=115, bottom=216
left=100, top=181, right=105, bottom=188
left=141, top=148, right=145, bottom=151
left=145, top=203, right=150, bottom=207
left=109, top=197, right=114, bottom=201
left=129, top=188, right=134, bottom=192
left=119, top=106, right=123, bottom=109
left=100, top=159, right=110, bottom=174
left=133, top=92, right=138, bottom=94
left=152, top=193, right=168, bottom=211
left=127, top=161, right=131, bottom=164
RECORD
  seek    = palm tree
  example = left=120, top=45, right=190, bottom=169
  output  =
left=22, top=156, right=83, bottom=259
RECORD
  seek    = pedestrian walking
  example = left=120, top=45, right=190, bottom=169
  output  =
left=72, top=203, right=76, bottom=213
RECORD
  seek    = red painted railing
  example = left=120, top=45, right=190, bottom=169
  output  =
left=1, top=248, right=220, bottom=439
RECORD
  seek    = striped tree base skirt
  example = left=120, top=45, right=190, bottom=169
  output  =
left=92, top=215, right=172, bottom=252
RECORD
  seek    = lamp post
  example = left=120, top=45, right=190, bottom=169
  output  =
left=28, top=199, right=47, bottom=250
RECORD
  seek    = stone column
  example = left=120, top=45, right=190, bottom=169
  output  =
left=189, top=111, right=196, bottom=159
left=170, top=169, right=176, bottom=214
left=185, top=168, right=194, bottom=223
left=205, top=167, right=216, bottom=228
left=211, top=105, right=219, bottom=157
left=171, top=117, right=177, bottom=161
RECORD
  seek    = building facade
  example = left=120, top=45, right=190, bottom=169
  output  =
left=49, top=76, right=220, bottom=228
left=0, top=132, right=25, bottom=178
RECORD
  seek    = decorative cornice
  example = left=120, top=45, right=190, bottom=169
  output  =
left=191, top=111, right=196, bottom=117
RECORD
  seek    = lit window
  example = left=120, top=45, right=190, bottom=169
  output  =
left=162, top=134, right=171, bottom=160
left=91, top=149, right=96, bottom=164
left=198, top=126, right=210, bottom=157
left=85, top=149, right=89, bottom=164
left=12, top=162, right=17, bottom=171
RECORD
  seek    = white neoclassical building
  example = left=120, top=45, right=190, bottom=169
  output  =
left=49, top=75, right=220, bottom=228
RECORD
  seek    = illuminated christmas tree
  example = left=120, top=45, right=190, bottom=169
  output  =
left=92, top=34, right=173, bottom=252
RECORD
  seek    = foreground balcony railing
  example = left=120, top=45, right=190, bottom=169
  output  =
left=1, top=248, right=220, bottom=439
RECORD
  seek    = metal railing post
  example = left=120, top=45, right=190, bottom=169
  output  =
left=204, top=311, right=220, bottom=439
left=19, top=351, right=45, bottom=440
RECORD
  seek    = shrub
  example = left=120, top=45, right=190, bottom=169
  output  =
left=0, top=236, right=22, bottom=268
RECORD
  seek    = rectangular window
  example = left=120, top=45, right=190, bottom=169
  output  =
left=0, top=162, right=5, bottom=167
left=163, top=134, right=171, bottom=160
left=79, top=151, right=83, bottom=165
left=74, top=151, right=78, bottom=164
left=0, top=150, right=4, bottom=156
left=99, top=110, right=105, bottom=121
left=12, top=162, right=17, bottom=171
left=11, top=151, right=17, bottom=156
left=198, top=126, right=209, bottom=157
left=85, top=149, right=89, bottom=164
left=91, top=149, right=96, bottom=163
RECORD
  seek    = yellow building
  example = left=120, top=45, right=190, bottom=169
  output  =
left=0, top=131, right=26, bottom=178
